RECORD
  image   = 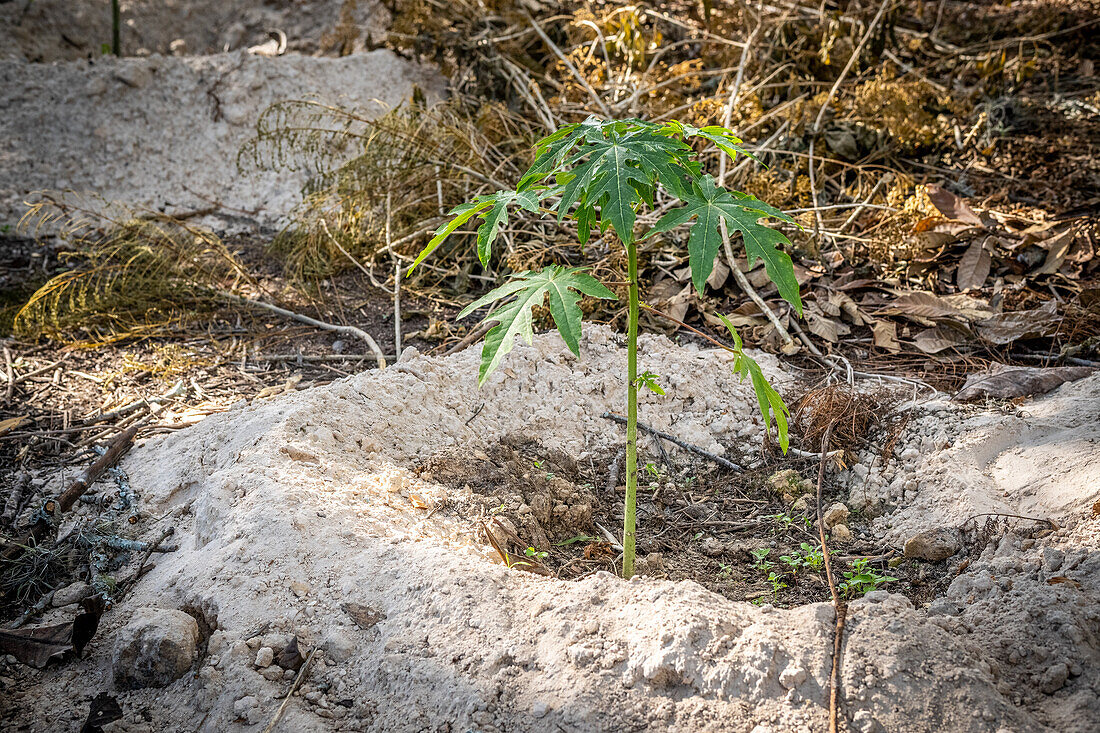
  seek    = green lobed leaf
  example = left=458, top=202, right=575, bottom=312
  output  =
left=717, top=314, right=790, bottom=453
left=410, top=189, right=550, bottom=273
left=649, top=175, right=802, bottom=314
left=459, top=266, right=617, bottom=385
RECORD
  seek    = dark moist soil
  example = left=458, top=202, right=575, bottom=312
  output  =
left=418, top=433, right=955, bottom=609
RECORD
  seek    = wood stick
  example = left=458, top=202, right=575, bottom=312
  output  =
left=57, top=426, right=139, bottom=514
left=601, top=412, right=741, bottom=471
left=221, top=291, right=387, bottom=370
left=3, top=347, right=13, bottom=405
left=262, top=648, right=319, bottom=733
left=815, top=423, right=846, bottom=733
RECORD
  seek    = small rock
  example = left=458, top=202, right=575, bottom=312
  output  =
left=322, top=628, right=356, bottom=663
left=1042, top=547, right=1065, bottom=573
left=234, top=695, right=259, bottom=719
left=862, top=590, right=889, bottom=603
left=904, top=528, right=960, bottom=561
left=635, top=552, right=665, bottom=576
left=254, top=647, right=274, bottom=668
left=831, top=524, right=853, bottom=543
left=700, top=537, right=725, bottom=557
left=112, top=608, right=199, bottom=690
left=52, top=581, right=92, bottom=607
left=1039, top=662, right=1069, bottom=693
left=245, top=636, right=262, bottom=650
left=779, top=666, right=807, bottom=689
left=331, top=339, right=346, bottom=354
left=168, top=39, right=188, bottom=56
left=290, top=581, right=310, bottom=598
left=790, top=496, right=809, bottom=513
left=260, top=665, right=284, bottom=681
left=823, top=502, right=849, bottom=529
left=531, top=701, right=550, bottom=718
left=926, top=598, right=962, bottom=617
left=767, top=469, right=812, bottom=494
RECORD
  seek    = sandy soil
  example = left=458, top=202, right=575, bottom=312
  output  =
left=2, top=328, right=1097, bottom=732
left=0, top=51, right=443, bottom=232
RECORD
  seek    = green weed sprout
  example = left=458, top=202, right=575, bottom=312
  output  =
left=840, top=558, right=897, bottom=597
left=410, top=118, right=802, bottom=577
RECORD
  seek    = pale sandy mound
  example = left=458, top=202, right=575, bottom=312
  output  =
left=0, top=51, right=442, bottom=230
left=6, top=327, right=1098, bottom=732
left=1, top=0, right=387, bottom=62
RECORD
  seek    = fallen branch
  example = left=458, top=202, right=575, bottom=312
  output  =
left=263, top=647, right=319, bottom=733
left=1, top=427, right=138, bottom=562
left=116, top=526, right=176, bottom=600
left=220, top=292, right=387, bottom=370
left=815, top=422, right=846, bottom=733
left=83, top=380, right=186, bottom=426
left=601, top=412, right=741, bottom=471
left=3, top=347, right=13, bottom=405
left=440, top=320, right=498, bottom=357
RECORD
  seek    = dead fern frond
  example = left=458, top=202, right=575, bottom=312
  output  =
left=14, top=202, right=251, bottom=346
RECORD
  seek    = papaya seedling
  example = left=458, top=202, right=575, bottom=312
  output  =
left=409, top=117, right=802, bottom=577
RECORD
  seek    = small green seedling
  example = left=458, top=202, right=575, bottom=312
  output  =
left=769, top=512, right=796, bottom=532
left=840, top=558, right=897, bottom=597
left=411, top=117, right=802, bottom=578
left=750, top=548, right=773, bottom=572
left=767, top=571, right=788, bottom=599
left=634, top=370, right=666, bottom=395
left=554, top=534, right=599, bottom=546
left=644, top=462, right=660, bottom=478
left=524, top=547, right=549, bottom=561
left=799, top=542, right=824, bottom=572
left=717, top=562, right=734, bottom=580
left=778, top=552, right=803, bottom=573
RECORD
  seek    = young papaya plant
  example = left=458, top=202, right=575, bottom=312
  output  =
left=408, top=117, right=802, bottom=578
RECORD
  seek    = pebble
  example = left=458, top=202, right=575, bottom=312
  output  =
left=255, top=647, right=274, bottom=668
left=233, top=695, right=259, bottom=718
left=261, top=665, right=284, bottom=681
left=903, top=527, right=960, bottom=561
left=112, top=608, right=200, bottom=690
left=778, top=666, right=807, bottom=689
left=823, top=503, right=849, bottom=529
left=831, top=524, right=853, bottom=543
left=52, top=581, right=92, bottom=607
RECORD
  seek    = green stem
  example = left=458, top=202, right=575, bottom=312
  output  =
left=111, top=0, right=121, bottom=56
left=622, top=238, right=639, bottom=579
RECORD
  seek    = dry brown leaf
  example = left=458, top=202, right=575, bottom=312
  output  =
left=925, top=183, right=983, bottom=225
left=0, top=622, right=73, bottom=668
left=828, top=291, right=865, bottom=325
left=1046, top=576, right=1082, bottom=589
left=1034, top=227, right=1077, bottom=276
left=706, top=258, right=729, bottom=290
left=342, top=603, right=387, bottom=631
left=871, top=320, right=901, bottom=352
left=954, top=364, right=1095, bottom=401
left=888, top=291, right=966, bottom=323
left=0, top=414, right=29, bottom=436
left=805, top=304, right=849, bottom=343
left=956, top=239, right=991, bottom=291
left=975, top=299, right=1061, bottom=345
left=913, top=325, right=968, bottom=354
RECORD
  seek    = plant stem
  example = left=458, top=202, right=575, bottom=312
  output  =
left=111, top=0, right=121, bottom=56
left=622, top=238, right=640, bottom=579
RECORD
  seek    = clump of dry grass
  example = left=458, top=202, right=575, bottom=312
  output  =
left=793, top=383, right=898, bottom=452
